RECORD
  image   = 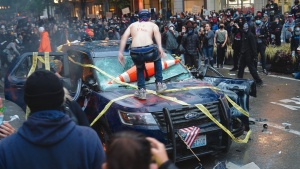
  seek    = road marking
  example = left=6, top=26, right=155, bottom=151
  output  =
left=222, top=66, right=300, bottom=82
left=270, top=102, right=300, bottom=110
left=271, top=97, right=300, bottom=110
left=226, top=161, right=260, bottom=169
left=250, top=117, right=300, bottom=136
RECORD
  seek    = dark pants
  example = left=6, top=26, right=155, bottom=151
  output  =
left=238, top=52, right=262, bottom=84
left=184, top=53, right=198, bottom=69
left=217, top=42, right=226, bottom=66
left=130, top=45, right=162, bottom=89
left=257, top=42, right=267, bottom=70
left=275, top=33, right=281, bottom=46
left=232, top=40, right=241, bottom=69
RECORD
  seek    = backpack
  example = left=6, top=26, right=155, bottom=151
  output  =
left=62, top=100, right=79, bottom=124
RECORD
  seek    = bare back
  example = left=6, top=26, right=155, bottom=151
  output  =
left=129, top=21, right=157, bottom=47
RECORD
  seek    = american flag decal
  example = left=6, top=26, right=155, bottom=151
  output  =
left=178, top=126, right=200, bottom=148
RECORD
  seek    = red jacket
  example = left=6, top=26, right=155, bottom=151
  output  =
left=38, top=31, right=52, bottom=52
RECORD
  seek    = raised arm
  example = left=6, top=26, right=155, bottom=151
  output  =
left=118, top=25, right=131, bottom=65
left=153, top=24, right=165, bottom=58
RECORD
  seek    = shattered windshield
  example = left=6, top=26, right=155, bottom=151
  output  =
left=93, top=53, right=191, bottom=91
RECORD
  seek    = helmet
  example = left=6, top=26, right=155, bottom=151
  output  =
left=138, top=9, right=150, bottom=19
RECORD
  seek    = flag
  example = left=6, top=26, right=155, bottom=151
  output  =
left=178, top=126, right=200, bottom=148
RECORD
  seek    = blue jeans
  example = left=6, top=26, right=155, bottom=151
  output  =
left=130, top=45, right=163, bottom=89
left=203, top=46, right=214, bottom=66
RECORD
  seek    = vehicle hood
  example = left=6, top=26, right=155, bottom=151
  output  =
left=100, top=79, right=223, bottom=112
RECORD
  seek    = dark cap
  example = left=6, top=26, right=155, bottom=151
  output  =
left=24, top=70, right=64, bottom=113
left=138, top=10, right=150, bottom=19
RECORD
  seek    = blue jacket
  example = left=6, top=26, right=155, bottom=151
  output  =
left=0, top=110, right=105, bottom=169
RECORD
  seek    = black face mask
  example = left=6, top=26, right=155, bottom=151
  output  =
left=219, top=26, right=224, bottom=29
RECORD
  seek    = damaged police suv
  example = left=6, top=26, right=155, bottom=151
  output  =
left=5, top=40, right=256, bottom=162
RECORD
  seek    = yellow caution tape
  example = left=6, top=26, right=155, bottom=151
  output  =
left=25, top=52, right=51, bottom=119
left=195, top=104, right=251, bottom=143
left=44, top=52, right=50, bottom=71
left=225, top=95, right=249, bottom=117
left=90, top=94, right=134, bottom=126
left=68, top=55, right=251, bottom=143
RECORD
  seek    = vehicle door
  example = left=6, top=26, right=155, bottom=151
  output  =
left=4, top=52, right=68, bottom=111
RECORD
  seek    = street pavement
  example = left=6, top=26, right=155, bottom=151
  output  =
left=1, top=66, right=300, bottom=169
left=177, top=66, right=300, bottom=169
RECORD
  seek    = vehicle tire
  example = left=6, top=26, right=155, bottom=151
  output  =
left=219, top=107, right=232, bottom=153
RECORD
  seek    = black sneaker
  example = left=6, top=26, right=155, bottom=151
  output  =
left=263, top=69, right=269, bottom=75
left=230, top=67, right=238, bottom=71
left=256, top=81, right=264, bottom=87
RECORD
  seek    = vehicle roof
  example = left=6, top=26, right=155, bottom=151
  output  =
left=62, top=40, right=131, bottom=57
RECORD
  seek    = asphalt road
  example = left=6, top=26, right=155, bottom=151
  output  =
left=1, top=66, right=300, bottom=169
left=177, top=67, right=300, bottom=169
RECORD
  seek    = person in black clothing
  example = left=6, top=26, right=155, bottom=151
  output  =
left=291, top=25, right=300, bottom=57
left=176, top=12, right=186, bottom=32
left=230, top=17, right=244, bottom=71
left=63, top=88, right=90, bottom=126
left=181, top=24, right=200, bottom=69
left=238, top=23, right=263, bottom=87
left=270, top=17, right=282, bottom=46
left=291, top=0, right=300, bottom=24
left=266, top=0, right=279, bottom=22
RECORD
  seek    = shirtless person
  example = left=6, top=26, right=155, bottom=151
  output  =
left=118, top=9, right=166, bottom=100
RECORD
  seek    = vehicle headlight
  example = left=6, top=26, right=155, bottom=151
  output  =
left=118, top=111, right=157, bottom=126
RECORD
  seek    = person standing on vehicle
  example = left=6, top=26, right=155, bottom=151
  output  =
left=118, top=9, right=166, bottom=100
left=202, top=23, right=215, bottom=67
left=38, top=27, right=52, bottom=52
left=238, top=23, right=263, bottom=87
left=255, top=17, right=269, bottom=75
left=0, top=70, right=105, bottom=169
left=214, top=23, right=228, bottom=68
left=181, top=23, right=200, bottom=69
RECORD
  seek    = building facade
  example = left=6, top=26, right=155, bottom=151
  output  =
left=62, top=0, right=295, bottom=19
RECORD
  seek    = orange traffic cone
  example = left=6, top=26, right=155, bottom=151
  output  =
left=109, top=59, right=180, bottom=84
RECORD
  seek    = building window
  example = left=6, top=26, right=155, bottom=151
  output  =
left=184, top=0, right=204, bottom=14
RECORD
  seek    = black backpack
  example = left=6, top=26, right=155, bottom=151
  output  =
left=62, top=100, right=79, bottom=125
